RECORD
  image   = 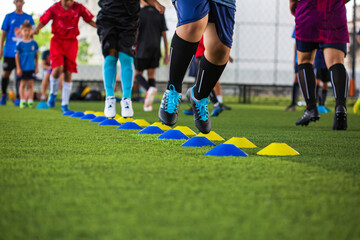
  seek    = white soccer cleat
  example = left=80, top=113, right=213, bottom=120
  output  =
left=121, top=97, right=134, bottom=117
left=104, top=96, right=116, bottom=118
left=143, top=86, right=157, bottom=112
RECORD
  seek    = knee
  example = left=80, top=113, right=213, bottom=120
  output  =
left=119, top=53, right=134, bottom=69
left=205, top=45, right=230, bottom=65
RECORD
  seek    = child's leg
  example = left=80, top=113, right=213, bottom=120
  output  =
left=61, top=71, right=72, bottom=107
left=135, top=69, right=149, bottom=91
left=297, top=50, right=317, bottom=109
left=118, top=52, right=134, bottom=99
left=27, top=80, right=34, bottom=101
left=19, top=80, right=26, bottom=101
left=49, top=66, right=63, bottom=96
left=41, top=72, right=50, bottom=100
left=104, top=49, right=118, bottom=98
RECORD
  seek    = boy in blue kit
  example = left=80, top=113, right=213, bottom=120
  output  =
left=158, top=0, right=236, bottom=133
left=15, top=21, right=38, bottom=109
left=0, top=0, right=34, bottom=106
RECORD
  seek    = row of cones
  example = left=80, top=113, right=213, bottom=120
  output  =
left=62, top=110, right=300, bottom=157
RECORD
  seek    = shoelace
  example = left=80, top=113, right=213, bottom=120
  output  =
left=165, top=85, right=181, bottom=113
left=195, top=98, right=209, bottom=121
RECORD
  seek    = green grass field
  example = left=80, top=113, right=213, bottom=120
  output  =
left=0, top=100, right=359, bottom=240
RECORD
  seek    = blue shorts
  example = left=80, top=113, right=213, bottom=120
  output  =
left=296, top=39, right=347, bottom=56
left=294, top=63, right=298, bottom=74
left=172, top=0, right=235, bottom=48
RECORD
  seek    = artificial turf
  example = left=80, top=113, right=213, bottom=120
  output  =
left=0, top=100, right=359, bottom=240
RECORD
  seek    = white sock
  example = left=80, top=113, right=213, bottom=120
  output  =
left=217, top=95, right=223, bottom=103
left=28, top=99, right=33, bottom=103
left=20, top=99, right=26, bottom=104
left=49, top=75, right=60, bottom=95
left=61, top=82, right=72, bottom=106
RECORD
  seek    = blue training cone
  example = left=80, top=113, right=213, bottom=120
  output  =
left=80, top=114, right=96, bottom=120
left=90, top=116, right=107, bottom=122
left=138, top=126, right=164, bottom=135
left=117, top=122, right=142, bottom=130
left=158, top=129, right=189, bottom=140
left=62, top=110, right=75, bottom=116
left=181, top=136, right=216, bottom=147
left=36, top=101, right=49, bottom=109
left=205, top=144, right=248, bottom=157
left=71, top=112, right=85, bottom=118
left=99, top=119, right=121, bottom=126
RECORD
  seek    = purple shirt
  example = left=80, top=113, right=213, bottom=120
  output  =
left=295, top=0, right=349, bottom=43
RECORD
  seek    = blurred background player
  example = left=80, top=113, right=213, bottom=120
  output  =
left=290, top=0, right=350, bottom=130
left=285, top=28, right=299, bottom=111
left=184, top=36, right=232, bottom=117
left=15, top=21, right=38, bottom=109
left=135, top=0, right=169, bottom=112
left=159, top=0, right=236, bottom=133
left=34, top=0, right=96, bottom=112
left=0, top=0, right=34, bottom=106
left=314, top=49, right=331, bottom=111
left=354, top=28, right=360, bottom=114
left=97, top=0, right=165, bottom=118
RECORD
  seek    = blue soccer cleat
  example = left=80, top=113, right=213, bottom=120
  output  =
left=0, top=94, right=7, bottom=105
left=211, top=104, right=223, bottom=117
left=183, top=107, right=194, bottom=115
left=61, top=104, right=69, bottom=112
left=47, top=93, right=57, bottom=108
left=13, top=98, right=20, bottom=107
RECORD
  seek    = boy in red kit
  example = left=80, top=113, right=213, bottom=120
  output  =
left=33, top=0, right=96, bottom=112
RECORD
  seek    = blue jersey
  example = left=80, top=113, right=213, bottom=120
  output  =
left=1, top=12, right=35, bottom=58
left=15, top=40, right=38, bottom=71
left=314, top=49, right=327, bottom=70
left=213, top=0, right=236, bottom=9
left=292, top=29, right=298, bottom=64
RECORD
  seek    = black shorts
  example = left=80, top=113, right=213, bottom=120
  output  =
left=96, top=16, right=138, bottom=57
left=296, top=39, right=347, bottom=55
left=315, top=68, right=330, bottom=82
left=2, top=57, right=16, bottom=71
left=19, top=71, right=36, bottom=80
left=135, top=58, right=160, bottom=71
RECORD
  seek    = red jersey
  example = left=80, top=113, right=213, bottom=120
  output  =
left=39, top=1, right=94, bottom=39
left=195, top=37, right=205, bottom=58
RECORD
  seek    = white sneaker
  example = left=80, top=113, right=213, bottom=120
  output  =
left=143, top=86, right=157, bottom=112
left=121, top=97, right=134, bottom=117
left=104, top=96, right=116, bottom=118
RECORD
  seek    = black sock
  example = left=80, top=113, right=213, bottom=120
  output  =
left=320, top=89, right=327, bottom=106
left=329, top=63, right=348, bottom=106
left=291, top=82, right=299, bottom=106
left=135, top=74, right=149, bottom=91
left=1, top=77, right=9, bottom=95
left=298, top=63, right=317, bottom=109
left=148, top=78, right=156, bottom=88
left=316, top=84, right=321, bottom=104
left=15, top=78, right=20, bottom=99
left=209, top=90, right=219, bottom=105
left=167, top=33, right=199, bottom=93
left=193, top=55, right=227, bottom=100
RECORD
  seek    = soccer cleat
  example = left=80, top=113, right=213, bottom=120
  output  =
left=220, top=103, right=232, bottom=111
left=47, top=93, right=57, bottom=108
left=0, top=94, right=7, bottom=105
left=28, top=102, right=34, bottom=108
left=354, top=99, right=360, bottom=114
left=104, top=96, right=116, bottom=118
left=211, top=104, right=223, bottom=117
left=333, top=104, right=347, bottom=130
left=183, top=107, right=194, bottom=115
left=19, top=101, right=27, bottom=109
left=61, top=104, right=69, bottom=112
left=121, top=97, right=134, bottom=118
left=158, top=84, right=182, bottom=126
left=13, top=98, right=20, bottom=107
left=143, top=86, right=157, bottom=112
left=285, top=104, right=296, bottom=111
left=295, top=107, right=320, bottom=126
left=187, top=87, right=211, bottom=134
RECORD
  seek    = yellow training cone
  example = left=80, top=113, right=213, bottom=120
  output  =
left=224, top=137, right=257, bottom=148
left=114, top=114, right=121, bottom=119
left=95, top=112, right=105, bottom=117
left=197, top=131, right=225, bottom=141
left=151, top=122, right=172, bottom=131
left=84, top=110, right=95, bottom=115
left=257, top=143, right=300, bottom=156
left=133, top=119, right=151, bottom=127
left=116, top=116, right=134, bottom=123
left=174, top=126, right=196, bottom=136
